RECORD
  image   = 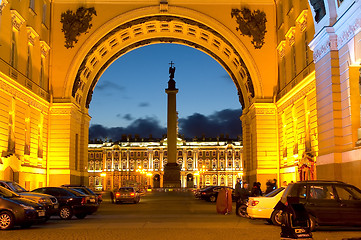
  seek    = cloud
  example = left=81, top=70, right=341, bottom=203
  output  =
left=89, top=109, right=242, bottom=141
left=221, top=74, right=234, bottom=84
left=138, top=102, right=150, bottom=107
left=123, top=114, right=134, bottom=121
left=96, top=80, right=126, bottom=92
left=89, top=117, right=166, bottom=140
left=178, top=109, right=242, bottom=139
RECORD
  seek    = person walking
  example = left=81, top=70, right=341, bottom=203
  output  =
left=234, top=178, right=242, bottom=215
left=251, top=182, right=263, bottom=197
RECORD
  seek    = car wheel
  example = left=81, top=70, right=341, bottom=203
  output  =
left=75, top=213, right=87, bottom=219
left=209, top=195, right=216, bottom=202
left=59, top=206, right=73, bottom=220
left=238, top=204, right=248, bottom=218
left=0, top=211, right=14, bottom=230
left=309, top=215, right=317, bottom=232
left=271, top=210, right=283, bottom=226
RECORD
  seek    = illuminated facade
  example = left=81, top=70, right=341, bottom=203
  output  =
left=1, top=1, right=361, bottom=190
left=87, top=137, right=243, bottom=190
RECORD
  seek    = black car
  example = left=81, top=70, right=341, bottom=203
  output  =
left=32, top=187, right=98, bottom=220
left=61, top=184, right=101, bottom=205
left=200, top=186, right=234, bottom=202
left=277, top=180, right=361, bottom=230
left=0, top=180, right=58, bottom=219
left=0, top=186, right=46, bottom=230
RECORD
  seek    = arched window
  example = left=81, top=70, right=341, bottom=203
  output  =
left=187, top=160, right=193, bottom=170
left=88, top=161, right=94, bottom=171
left=154, top=160, right=159, bottom=170
left=212, top=176, right=217, bottom=185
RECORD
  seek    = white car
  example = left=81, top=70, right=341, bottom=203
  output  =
left=247, top=187, right=285, bottom=225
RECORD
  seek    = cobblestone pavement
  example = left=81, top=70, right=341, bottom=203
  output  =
left=2, top=191, right=361, bottom=240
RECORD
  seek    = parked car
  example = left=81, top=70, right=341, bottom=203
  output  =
left=0, top=180, right=58, bottom=219
left=32, top=187, right=98, bottom=220
left=247, top=187, right=285, bottom=224
left=277, top=180, right=361, bottom=230
left=113, top=187, right=140, bottom=204
left=200, top=186, right=234, bottom=202
left=61, top=184, right=101, bottom=206
left=194, top=186, right=213, bottom=199
left=0, top=186, right=46, bottom=230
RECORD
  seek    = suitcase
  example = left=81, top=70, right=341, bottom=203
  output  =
left=216, top=188, right=232, bottom=214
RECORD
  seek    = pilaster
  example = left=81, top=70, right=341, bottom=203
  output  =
left=241, top=103, right=278, bottom=185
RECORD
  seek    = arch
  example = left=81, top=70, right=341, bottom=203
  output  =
left=153, top=174, right=160, bottom=188
left=64, top=6, right=263, bottom=111
left=186, top=173, right=194, bottom=188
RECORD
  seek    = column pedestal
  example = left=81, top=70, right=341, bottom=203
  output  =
left=163, top=163, right=181, bottom=188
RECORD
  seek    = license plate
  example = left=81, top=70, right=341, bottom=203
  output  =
left=38, top=211, right=46, bottom=217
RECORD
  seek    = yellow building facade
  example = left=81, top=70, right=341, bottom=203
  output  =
left=87, top=137, right=243, bottom=190
left=0, top=0, right=361, bottom=190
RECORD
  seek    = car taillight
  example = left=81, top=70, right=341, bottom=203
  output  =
left=251, top=200, right=259, bottom=206
left=81, top=197, right=86, bottom=205
left=115, top=192, right=120, bottom=197
left=201, top=192, right=206, bottom=195
left=130, top=192, right=135, bottom=197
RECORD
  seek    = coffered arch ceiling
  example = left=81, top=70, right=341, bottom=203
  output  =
left=67, top=6, right=263, bottom=111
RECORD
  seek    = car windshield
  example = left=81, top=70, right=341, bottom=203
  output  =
left=0, top=186, right=20, bottom=198
left=265, top=187, right=285, bottom=197
left=8, top=182, right=27, bottom=193
left=119, top=188, right=134, bottom=193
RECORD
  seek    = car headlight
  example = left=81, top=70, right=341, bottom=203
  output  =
left=20, top=204, right=35, bottom=210
left=38, top=198, right=50, bottom=204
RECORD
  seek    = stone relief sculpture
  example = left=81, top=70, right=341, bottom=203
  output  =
left=231, top=8, right=267, bottom=49
left=60, top=7, right=97, bottom=49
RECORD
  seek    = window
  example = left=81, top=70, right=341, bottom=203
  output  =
left=187, top=160, right=192, bottom=170
left=309, top=185, right=335, bottom=200
left=154, top=160, right=159, bottom=170
left=10, top=31, right=17, bottom=68
left=178, top=151, right=182, bottom=156
left=335, top=186, right=361, bottom=201
left=29, top=0, right=35, bottom=11
left=114, top=161, right=119, bottom=170
left=122, top=161, right=127, bottom=170
left=26, top=46, right=32, bottom=79
left=88, top=161, right=94, bottom=171
left=95, top=161, right=100, bottom=170
left=188, top=151, right=192, bottom=157
left=212, top=160, right=217, bottom=169
left=154, top=151, right=159, bottom=157
left=42, top=2, right=47, bottom=25
left=212, top=176, right=217, bottom=185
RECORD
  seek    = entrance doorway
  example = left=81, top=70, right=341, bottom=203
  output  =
left=153, top=174, right=160, bottom=188
left=186, top=174, right=194, bottom=188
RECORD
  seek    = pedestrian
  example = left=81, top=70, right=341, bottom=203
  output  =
left=240, top=182, right=249, bottom=202
left=110, top=189, right=115, bottom=203
left=272, top=179, right=278, bottom=190
left=250, top=182, right=262, bottom=197
left=265, top=180, right=273, bottom=194
left=234, top=178, right=242, bottom=215
left=282, top=181, right=288, bottom=187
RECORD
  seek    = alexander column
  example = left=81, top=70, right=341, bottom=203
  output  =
left=163, top=61, right=181, bottom=188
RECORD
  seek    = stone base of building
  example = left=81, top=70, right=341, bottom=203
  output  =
left=163, top=163, right=181, bottom=188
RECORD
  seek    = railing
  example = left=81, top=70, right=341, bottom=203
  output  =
left=0, top=57, right=50, bottom=101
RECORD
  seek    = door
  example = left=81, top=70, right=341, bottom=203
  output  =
left=305, top=184, right=341, bottom=225
left=334, top=184, right=361, bottom=225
